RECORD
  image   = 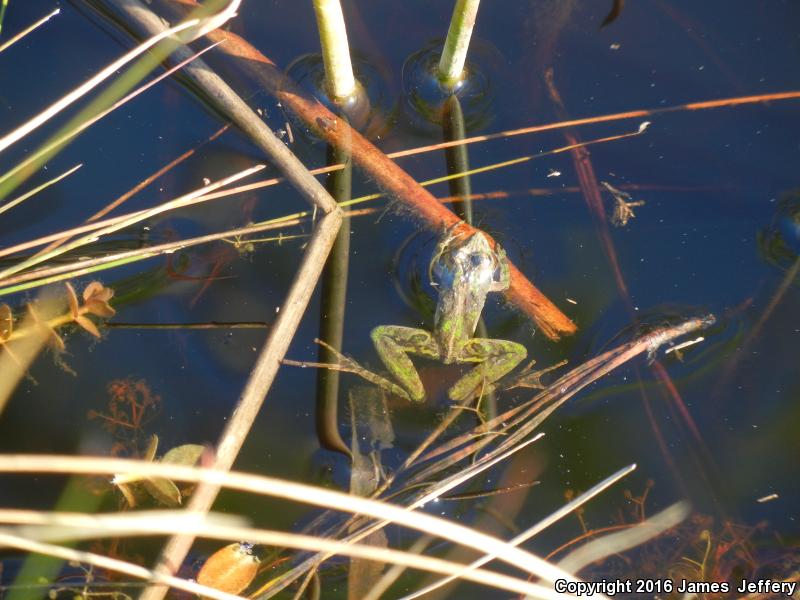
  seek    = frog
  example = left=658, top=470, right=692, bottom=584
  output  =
left=368, top=227, right=528, bottom=403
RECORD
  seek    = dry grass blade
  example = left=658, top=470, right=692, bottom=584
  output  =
left=395, top=464, right=637, bottom=600
left=0, top=455, right=593, bottom=591
left=0, top=21, right=196, bottom=156
left=0, top=163, right=265, bottom=283
left=0, top=0, right=238, bottom=157
left=0, top=217, right=305, bottom=298
left=0, top=511, right=564, bottom=599
left=0, top=40, right=222, bottom=208
left=557, top=502, right=690, bottom=573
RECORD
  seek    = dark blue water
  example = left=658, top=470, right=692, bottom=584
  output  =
left=0, top=0, right=798, bottom=596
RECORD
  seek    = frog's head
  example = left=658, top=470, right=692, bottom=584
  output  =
left=430, top=230, right=508, bottom=359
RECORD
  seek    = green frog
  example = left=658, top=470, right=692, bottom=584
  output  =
left=369, top=227, right=528, bottom=403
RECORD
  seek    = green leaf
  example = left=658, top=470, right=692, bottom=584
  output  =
left=142, top=477, right=182, bottom=507
left=161, top=444, right=205, bottom=466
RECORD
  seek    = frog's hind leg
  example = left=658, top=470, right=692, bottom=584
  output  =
left=371, top=325, right=439, bottom=402
left=449, top=338, right=527, bottom=403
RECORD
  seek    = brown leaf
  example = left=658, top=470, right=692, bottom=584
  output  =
left=83, top=281, right=114, bottom=303
left=197, top=543, right=259, bottom=595
left=75, top=315, right=101, bottom=338
left=0, top=304, right=13, bottom=340
left=64, top=283, right=80, bottom=319
left=82, top=281, right=104, bottom=301
left=83, top=299, right=115, bottom=318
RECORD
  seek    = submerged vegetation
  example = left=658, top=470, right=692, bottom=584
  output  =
left=0, top=0, right=797, bottom=598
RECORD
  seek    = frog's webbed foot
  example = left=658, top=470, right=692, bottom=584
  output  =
left=313, top=338, right=415, bottom=402
left=504, top=358, right=568, bottom=391
left=449, top=338, right=527, bottom=403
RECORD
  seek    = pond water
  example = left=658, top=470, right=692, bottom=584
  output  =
left=0, top=0, right=798, bottom=597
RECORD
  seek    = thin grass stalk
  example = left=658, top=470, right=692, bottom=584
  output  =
left=0, top=127, right=623, bottom=262
left=313, top=0, right=357, bottom=100
left=255, top=434, right=544, bottom=598
left=438, top=0, right=481, bottom=86
left=0, top=13, right=210, bottom=157
left=0, top=163, right=82, bottom=217
left=0, top=7, right=60, bottom=54
left=0, top=0, right=7, bottom=35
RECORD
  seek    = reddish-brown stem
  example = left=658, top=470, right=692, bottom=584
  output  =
left=163, top=0, right=577, bottom=340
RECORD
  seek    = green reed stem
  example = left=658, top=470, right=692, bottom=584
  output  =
left=438, top=0, right=481, bottom=87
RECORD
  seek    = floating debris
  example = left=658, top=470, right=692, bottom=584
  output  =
left=602, top=181, right=646, bottom=227
left=664, top=336, right=705, bottom=361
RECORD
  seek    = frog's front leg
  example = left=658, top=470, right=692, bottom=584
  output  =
left=449, top=338, right=527, bottom=402
left=371, top=325, right=440, bottom=402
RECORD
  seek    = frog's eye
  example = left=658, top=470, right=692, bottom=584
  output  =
left=469, top=253, right=486, bottom=268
